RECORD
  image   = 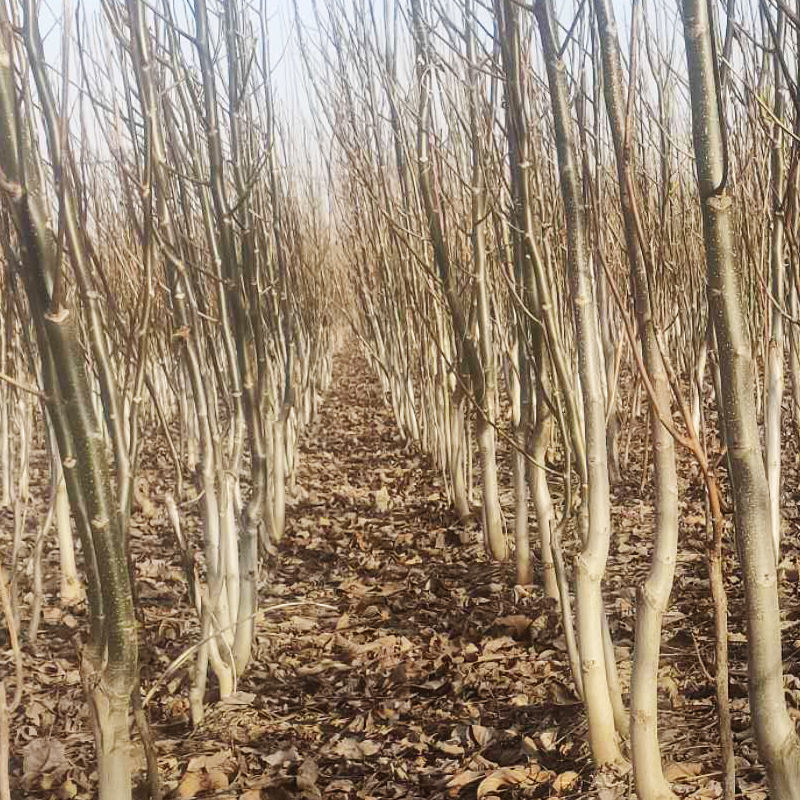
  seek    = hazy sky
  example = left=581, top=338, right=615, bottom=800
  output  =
left=35, top=0, right=663, bottom=120
left=37, top=0, right=314, bottom=110
left=29, top=0, right=692, bottom=174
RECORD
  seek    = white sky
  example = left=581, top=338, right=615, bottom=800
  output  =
left=33, top=0, right=679, bottom=119
left=29, top=0, right=750, bottom=183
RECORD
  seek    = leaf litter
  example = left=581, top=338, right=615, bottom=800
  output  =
left=0, top=352, right=794, bottom=799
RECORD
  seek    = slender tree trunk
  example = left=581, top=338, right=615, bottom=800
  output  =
left=766, top=16, right=786, bottom=561
left=682, top=2, right=800, bottom=794
left=54, top=462, right=82, bottom=606
left=0, top=13, right=137, bottom=797
left=691, top=329, right=708, bottom=436
left=789, top=286, right=800, bottom=442
left=511, top=341, right=532, bottom=585
left=410, top=0, right=505, bottom=558
left=466, top=0, right=505, bottom=561
left=593, top=1, right=679, bottom=793
left=530, top=373, right=558, bottom=599
left=495, top=0, right=559, bottom=595
left=450, top=389, right=472, bottom=520
left=534, top=0, right=623, bottom=766
left=0, top=295, right=9, bottom=509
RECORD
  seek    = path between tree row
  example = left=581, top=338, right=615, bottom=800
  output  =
left=175, top=350, right=593, bottom=798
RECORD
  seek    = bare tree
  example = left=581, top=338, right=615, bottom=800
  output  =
left=682, top=0, right=800, bottom=795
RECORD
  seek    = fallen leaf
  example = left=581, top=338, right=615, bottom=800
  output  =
left=327, top=779, right=355, bottom=794
left=265, top=746, right=300, bottom=767
left=359, top=739, right=381, bottom=756
left=332, top=737, right=381, bottom=760
left=175, top=768, right=229, bottom=799
left=664, top=761, right=703, bottom=781
left=494, top=615, right=531, bottom=638
left=206, top=770, right=228, bottom=790
left=175, top=771, right=204, bottom=799
left=445, top=770, right=484, bottom=794
left=477, top=767, right=533, bottom=798
left=22, top=738, right=67, bottom=780
left=290, top=616, right=316, bottom=632
left=469, top=725, right=495, bottom=746
left=435, top=740, right=465, bottom=756
left=297, top=757, right=321, bottom=798
left=658, top=674, right=682, bottom=708
left=335, top=612, right=350, bottom=630
left=374, top=486, right=390, bottom=512
left=186, top=755, right=206, bottom=772
left=219, top=691, right=256, bottom=707
left=689, top=779, right=722, bottom=798
left=57, top=778, right=78, bottom=799
left=538, top=729, right=558, bottom=751
left=553, top=770, right=579, bottom=793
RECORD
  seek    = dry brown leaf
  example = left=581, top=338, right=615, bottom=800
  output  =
left=494, top=615, right=531, bottom=638
left=326, top=779, right=355, bottom=795
left=187, top=749, right=233, bottom=773
left=553, top=770, right=579, bottom=793
left=476, top=766, right=534, bottom=798
left=206, top=770, right=229, bottom=790
left=483, top=636, right=516, bottom=655
left=335, top=612, right=350, bottom=630
left=435, top=740, right=465, bottom=756
left=594, top=770, right=625, bottom=799
left=689, top=781, right=723, bottom=798
left=664, top=761, right=703, bottom=781
left=469, top=725, right=495, bottom=746
left=374, top=486, right=390, bottom=512
left=22, top=738, right=67, bottom=780
left=332, top=737, right=380, bottom=760
left=297, top=757, right=321, bottom=798
left=186, top=755, right=206, bottom=772
left=658, top=674, right=682, bottom=708
left=359, top=739, right=381, bottom=757
left=538, top=729, right=558, bottom=751
left=57, top=778, right=78, bottom=799
left=219, top=691, right=256, bottom=707
left=175, top=768, right=229, bottom=798
left=175, top=771, right=204, bottom=799
left=264, top=746, right=300, bottom=767
left=332, top=738, right=360, bottom=759
left=445, top=770, right=484, bottom=794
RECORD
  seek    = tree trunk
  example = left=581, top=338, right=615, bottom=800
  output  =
left=0, top=15, right=138, bottom=796
left=593, top=1, right=680, bottom=793
left=682, top=1, right=800, bottom=794
left=765, top=15, right=786, bottom=561
left=534, top=0, right=623, bottom=766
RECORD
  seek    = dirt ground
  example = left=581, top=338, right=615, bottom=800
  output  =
left=3, top=349, right=795, bottom=798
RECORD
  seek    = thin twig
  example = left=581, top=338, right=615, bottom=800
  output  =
left=0, top=565, right=22, bottom=712
left=0, top=371, right=43, bottom=398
